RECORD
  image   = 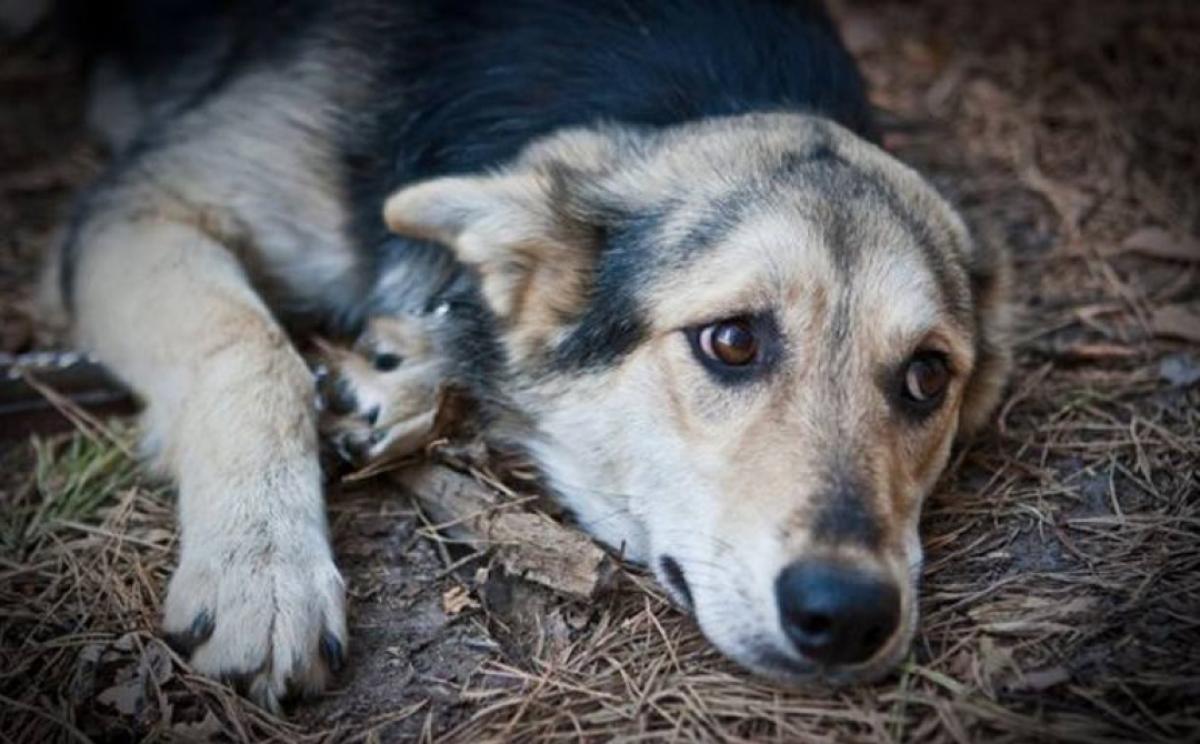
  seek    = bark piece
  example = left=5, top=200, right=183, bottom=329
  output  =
left=395, top=463, right=616, bottom=600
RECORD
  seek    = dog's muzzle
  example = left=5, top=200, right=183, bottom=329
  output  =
left=774, top=560, right=901, bottom=667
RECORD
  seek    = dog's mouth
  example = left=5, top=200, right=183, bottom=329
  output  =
left=739, top=641, right=905, bottom=687
left=656, top=552, right=914, bottom=685
left=658, top=555, right=694, bottom=609
left=732, top=617, right=914, bottom=687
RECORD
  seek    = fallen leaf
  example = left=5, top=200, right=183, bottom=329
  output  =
left=1151, top=303, right=1200, bottom=344
left=134, top=528, right=176, bottom=546
left=900, top=38, right=941, bottom=71
left=838, top=12, right=885, bottom=55
left=170, top=712, right=224, bottom=742
left=442, top=585, right=478, bottom=616
left=1012, top=665, right=1072, bottom=692
left=562, top=604, right=593, bottom=631
left=140, top=641, right=172, bottom=686
left=70, top=644, right=104, bottom=704
left=97, top=677, right=144, bottom=716
left=969, top=595, right=1097, bottom=636
left=1159, top=354, right=1200, bottom=387
left=979, top=636, right=1017, bottom=688
left=428, top=385, right=478, bottom=442
left=1122, top=227, right=1200, bottom=263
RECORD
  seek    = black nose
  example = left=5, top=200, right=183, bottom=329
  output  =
left=775, top=560, right=900, bottom=666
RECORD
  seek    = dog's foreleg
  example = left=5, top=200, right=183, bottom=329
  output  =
left=69, top=216, right=345, bottom=710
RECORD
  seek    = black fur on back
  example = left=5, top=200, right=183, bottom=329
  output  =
left=57, top=0, right=326, bottom=105
left=336, top=0, right=878, bottom=394
left=343, top=0, right=876, bottom=253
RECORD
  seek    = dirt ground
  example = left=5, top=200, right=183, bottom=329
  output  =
left=1, top=1, right=1198, bottom=741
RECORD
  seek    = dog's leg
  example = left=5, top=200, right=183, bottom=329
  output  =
left=70, top=216, right=346, bottom=711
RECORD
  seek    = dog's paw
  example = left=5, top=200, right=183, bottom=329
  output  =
left=317, top=314, right=445, bottom=464
left=163, top=535, right=347, bottom=712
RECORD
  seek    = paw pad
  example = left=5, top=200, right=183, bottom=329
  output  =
left=314, top=314, right=447, bottom=465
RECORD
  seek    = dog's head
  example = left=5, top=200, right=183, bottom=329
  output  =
left=383, top=113, right=1010, bottom=683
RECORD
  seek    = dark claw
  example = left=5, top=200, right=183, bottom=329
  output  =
left=373, top=352, right=403, bottom=372
left=221, top=669, right=256, bottom=697
left=340, top=433, right=372, bottom=463
left=165, top=609, right=214, bottom=655
left=320, top=631, right=346, bottom=673
left=283, top=677, right=306, bottom=705
left=364, top=405, right=380, bottom=426
left=322, top=376, right=358, bottom=416
left=191, top=610, right=215, bottom=641
left=332, top=434, right=358, bottom=464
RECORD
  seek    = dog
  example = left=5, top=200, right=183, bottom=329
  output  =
left=45, top=0, right=1011, bottom=711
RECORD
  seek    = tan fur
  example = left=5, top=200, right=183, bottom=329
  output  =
left=55, top=54, right=364, bottom=711
left=383, top=172, right=595, bottom=360
left=70, top=213, right=345, bottom=709
left=368, top=113, right=1012, bottom=683
left=63, top=50, right=1009, bottom=699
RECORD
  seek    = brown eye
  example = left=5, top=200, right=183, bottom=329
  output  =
left=903, top=353, right=950, bottom=403
left=699, top=319, right=758, bottom=366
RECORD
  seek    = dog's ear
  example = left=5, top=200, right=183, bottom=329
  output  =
left=383, top=167, right=601, bottom=329
left=958, top=238, right=1013, bottom=436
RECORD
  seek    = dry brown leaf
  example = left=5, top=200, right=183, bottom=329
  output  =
left=135, top=528, right=176, bottom=545
left=1014, top=666, right=1072, bottom=692
left=979, top=636, right=1017, bottom=683
left=70, top=644, right=104, bottom=705
left=112, top=633, right=135, bottom=652
left=170, top=712, right=224, bottom=742
left=97, top=677, right=144, bottom=717
left=1151, top=302, right=1200, bottom=343
left=969, top=595, right=1097, bottom=635
left=838, top=11, right=886, bottom=55
left=442, top=584, right=478, bottom=616
left=141, top=641, right=172, bottom=686
left=1121, top=227, right=1200, bottom=263
left=1160, top=354, right=1200, bottom=387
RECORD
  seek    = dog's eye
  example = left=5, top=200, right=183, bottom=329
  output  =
left=699, top=319, right=758, bottom=366
left=902, top=353, right=950, bottom=403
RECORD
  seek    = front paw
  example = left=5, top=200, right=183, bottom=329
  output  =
left=317, top=314, right=444, bottom=464
left=163, top=534, right=347, bottom=712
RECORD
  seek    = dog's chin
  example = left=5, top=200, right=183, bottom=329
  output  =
left=741, top=638, right=911, bottom=688
left=713, top=636, right=911, bottom=688
left=693, top=603, right=918, bottom=688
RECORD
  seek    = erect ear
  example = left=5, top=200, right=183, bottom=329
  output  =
left=383, top=168, right=600, bottom=330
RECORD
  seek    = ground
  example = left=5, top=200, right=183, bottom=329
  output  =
left=1, top=1, right=1198, bottom=741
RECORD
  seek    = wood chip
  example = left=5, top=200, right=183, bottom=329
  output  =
left=1121, top=227, right=1200, bottom=263
left=395, top=464, right=616, bottom=600
left=1150, top=302, right=1200, bottom=344
left=1014, top=665, right=1072, bottom=692
left=441, top=585, right=478, bottom=616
